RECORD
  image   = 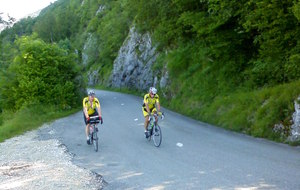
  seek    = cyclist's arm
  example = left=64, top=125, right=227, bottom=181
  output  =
left=143, top=94, right=151, bottom=114
left=83, top=98, right=89, bottom=118
left=156, top=95, right=161, bottom=113
left=96, top=105, right=102, bottom=118
left=83, top=107, right=89, bottom=118
left=156, top=101, right=161, bottom=113
left=95, top=98, right=102, bottom=117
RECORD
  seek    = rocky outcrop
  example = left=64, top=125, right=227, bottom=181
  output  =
left=82, top=33, right=98, bottom=66
left=109, top=27, right=159, bottom=91
left=87, top=67, right=100, bottom=86
left=81, top=33, right=101, bottom=86
left=288, top=97, right=300, bottom=141
left=274, top=97, right=300, bottom=142
left=96, top=5, right=106, bottom=15
left=83, top=27, right=169, bottom=90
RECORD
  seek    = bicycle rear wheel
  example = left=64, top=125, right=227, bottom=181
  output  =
left=93, top=131, right=98, bottom=152
left=153, top=124, right=162, bottom=147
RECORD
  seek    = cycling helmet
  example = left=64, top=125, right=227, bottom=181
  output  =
left=88, top=90, right=95, bottom=96
left=149, top=87, right=157, bottom=95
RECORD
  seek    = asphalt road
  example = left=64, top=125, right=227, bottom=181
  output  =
left=46, top=89, right=300, bottom=190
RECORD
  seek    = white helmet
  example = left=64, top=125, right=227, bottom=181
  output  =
left=149, top=87, right=157, bottom=95
left=88, top=90, right=95, bottom=96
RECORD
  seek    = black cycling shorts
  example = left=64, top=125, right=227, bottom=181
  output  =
left=83, top=110, right=98, bottom=125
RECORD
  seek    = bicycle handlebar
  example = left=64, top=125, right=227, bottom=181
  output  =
left=89, top=116, right=100, bottom=124
left=148, top=112, right=165, bottom=121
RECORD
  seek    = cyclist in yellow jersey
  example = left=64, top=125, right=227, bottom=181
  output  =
left=142, top=87, right=161, bottom=138
left=83, top=90, right=103, bottom=144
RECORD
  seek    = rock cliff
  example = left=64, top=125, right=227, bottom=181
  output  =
left=109, top=27, right=159, bottom=91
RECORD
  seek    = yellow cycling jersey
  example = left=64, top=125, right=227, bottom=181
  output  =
left=82, top=97, right=100, bottom=115
left=143, top=93, right=159, bottom=110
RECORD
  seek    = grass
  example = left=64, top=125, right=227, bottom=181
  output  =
left=165, top=80, right=300, bottom=145
left=0, top=104, right=80, bottom=143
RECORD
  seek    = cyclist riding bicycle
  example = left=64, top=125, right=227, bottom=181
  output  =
left=142, top=87, right=161, bottom=138
left=83, top=90, right=103, bottom=144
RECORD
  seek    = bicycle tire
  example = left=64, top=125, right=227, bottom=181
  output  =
left=93, top=131, right=98, bottom=152
left=153, top=124, right=162, bottom=147
left=89, top=134, right=93, bottom=145
left=147, top=122, right=153, bottom=142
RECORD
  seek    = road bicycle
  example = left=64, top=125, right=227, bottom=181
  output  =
left=88, top=116, right=101, bottom=152
left=147, top=112, right=164, bottom=147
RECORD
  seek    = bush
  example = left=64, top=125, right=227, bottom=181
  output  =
left=1, top=35, right=85, bottom=110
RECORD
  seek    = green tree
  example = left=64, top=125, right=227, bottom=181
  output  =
left=242, top=0, right=299, bottom=86
left=33, top=12, right=57, bottom=42
left=1, top=35, right=85, bottom=110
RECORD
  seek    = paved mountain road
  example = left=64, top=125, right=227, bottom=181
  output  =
left=44, top=90, right=300, bottom=190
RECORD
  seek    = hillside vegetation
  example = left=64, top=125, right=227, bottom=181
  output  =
left=1, top=0, right=300, bottom=144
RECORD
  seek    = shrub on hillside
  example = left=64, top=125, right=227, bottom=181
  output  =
left=1, top=35, right=85, bottom=110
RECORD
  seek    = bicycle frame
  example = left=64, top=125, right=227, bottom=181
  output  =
left=89, top=116, right=100, bottom=152
left=148, top=113, right=164, bottom=128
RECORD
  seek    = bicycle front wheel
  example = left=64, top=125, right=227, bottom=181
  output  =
left=93, top=132, right=98, bottom=152
left=153, top=124, right=162, bottom=147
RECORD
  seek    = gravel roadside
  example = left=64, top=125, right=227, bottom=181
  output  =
left=0, top=124, right=105, bottom=190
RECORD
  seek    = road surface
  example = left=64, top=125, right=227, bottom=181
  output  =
left=42, top=90, right=300, bottom=190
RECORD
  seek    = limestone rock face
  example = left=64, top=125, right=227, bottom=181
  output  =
left=87, top=68, right=100, bottom=86
left=82, top=33, right=98, bottom=66
left=288, top=97, right=300, bottom=141
left=109, top=27, right=158, bottom=91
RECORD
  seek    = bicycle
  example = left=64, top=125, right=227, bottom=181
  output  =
left=88, top=116, right=101, bottom=152
left=147, top=112, right=164, bottom=147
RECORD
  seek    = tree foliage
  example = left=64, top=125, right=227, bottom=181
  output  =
left=1, top=35, right=85, bottom=110
left=1, top=0, right=299, bottom=93
left=131, top=0, right=300, bottom=91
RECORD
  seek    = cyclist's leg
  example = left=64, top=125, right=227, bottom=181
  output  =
left=90, top=111, right=98, bottom=132
left=83, top=113, right=91, bottom=144
left=85, top=124, right=90, bottom=137
left=83, top=113, right=88, bottom=136
left=142, top=107, right=150, bottom=131
left=87, top=111, right=98, bottom=133
left=152, top=108, right=158, bottom=124
left=142, top=107, right=150, bottom=138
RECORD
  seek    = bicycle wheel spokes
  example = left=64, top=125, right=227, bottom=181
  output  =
left=153, top=125, right=162, bottom=147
